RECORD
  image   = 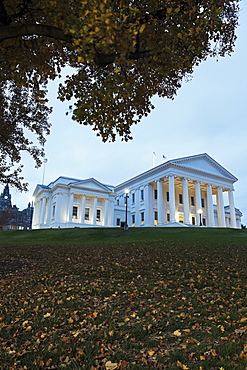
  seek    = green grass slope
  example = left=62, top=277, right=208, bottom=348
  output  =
left=0, top=228, right=246, bottom=369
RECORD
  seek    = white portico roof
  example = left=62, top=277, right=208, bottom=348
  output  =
left=115, top=153, right=237, bottom=191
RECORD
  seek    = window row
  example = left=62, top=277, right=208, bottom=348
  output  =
left=130, top=190, right=205, bottom=208
left=117, top=212, right=207, bottom=226
left=52, top=205, right=102, bottom=221
left=73, top=206, right=101, bottom=221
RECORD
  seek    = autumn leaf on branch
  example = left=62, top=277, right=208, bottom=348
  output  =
left=0, top=0, right=240, bottom=187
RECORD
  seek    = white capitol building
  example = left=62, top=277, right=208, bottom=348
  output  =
left=32, top=153, right=242, bottom=229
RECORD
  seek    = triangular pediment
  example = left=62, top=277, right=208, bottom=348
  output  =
left=70, top=178, right=113, bottom=193
left=169, top=153, right=237, bottom=181
left=32, top=184, right=51, bottom=197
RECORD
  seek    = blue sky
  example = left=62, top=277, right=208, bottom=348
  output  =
left=10, top=1, right=247, bottom=225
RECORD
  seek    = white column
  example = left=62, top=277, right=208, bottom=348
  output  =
left=67, top=192, right=74, bottom=223
left=195, top=181, right=202, bottom=225
left=144, top=184, right=150, bottom=226
left=157, top=179, right=164, bottom=225
left=92, top=196, right=98, bottom=225
left=40, top=197, right=46, bottom=225
left=108, top=199, right=114, bottom=226
left=104, top=197, right=109, bottom=226
left=46, top=197, right=52, bottom=226
left=169, top=175, right=176, bottom=223
left=55, top=193, right=62, bottom=223
left=32, top=201, right=38, bottom=228
left=217, top=187, right=226, bottom=227
left=182, top=178, right=190, bottom=224
left=228, top=189, right=237, bottom=228
left=207, top=184, right=215, bottom=227
left=80, top=195, right=86, bottom=224
left=135, top=188, right=140, bottom=226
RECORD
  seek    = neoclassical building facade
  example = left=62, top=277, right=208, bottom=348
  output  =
left=114, top=153, right=242, bottom=228
left=32, top=177, right=116, bottom=229
left=32, top=154, right=242, bottom=229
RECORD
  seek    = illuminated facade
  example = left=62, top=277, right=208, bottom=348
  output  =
left=32, top=154, right=242, bottom=229
left=32, top=177, right=116, bottom=229
left=114, top=153, right=242, bottom=228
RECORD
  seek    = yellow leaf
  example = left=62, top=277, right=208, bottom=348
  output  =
left=105, top=361, right=118, bottom=370
left=25, top=326, right=32, bottom=331
left=177, top=361, right=189, bottom=369
left=43, top=313, right=51, bottom=318
left=108, top=330, right=114, bottom=336
left=139, top=24, right=146, bottom=33
left=173, top=329, right=182, bottom=336
left=240, top=317, right=247, bottom=322
left=148, top=350, right=155, bottom=356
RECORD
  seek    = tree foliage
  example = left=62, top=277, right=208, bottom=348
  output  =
left=0, top=0, right=239, bottom=189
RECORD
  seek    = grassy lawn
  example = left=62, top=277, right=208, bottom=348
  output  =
left=0, top=227, right=246, bottom=369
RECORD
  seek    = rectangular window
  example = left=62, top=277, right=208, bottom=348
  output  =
left=141, top=189, right=144, bottom=201
left=166, top=192, right=169, bottom=202
left=116, top=218, right=120, bottom=226
left=117, top=199, right=119, bottom=206
left=132, top=193, right=135, bottom=204
left=191, top=196, right=195, bottom=206
left=202, top=218, right=206, bottom=226
left=167, top=213, right=170, bottom=222
left=85, top=207, right=90, bottom=220
left=201, top=198, right=205, bottom=208
left=141, top=212, right=144, bottom=223
left=52, top=204, right=56, bottom=219
left=154, top=211, right=158, bottom=221
left=72, top=206, right=78, bottom=219
left=96, top=209, right=101, bottom=221
left=192, top=216, right=195, bottom=225
left=132, top=214, right=135, bottom=225
left=154, top=189, right=158, bottom=200
left=179, top=194, right=183, bottom=204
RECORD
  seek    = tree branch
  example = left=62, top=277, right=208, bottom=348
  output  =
left=94, top=50, right=151, bottom=66
left=0, top=23, right=72, bottom=43
left=0, top=0, right=12, bottom=26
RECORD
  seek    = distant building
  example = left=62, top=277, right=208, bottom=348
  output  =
left=0, top=184, right=33, bottom=230
left=32, top=153, right=242, bottom=229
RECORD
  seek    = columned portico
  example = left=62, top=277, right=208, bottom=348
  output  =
left=32, top=153, right=242, bottom=229
left=168, top=175, right=176, bottom=223
left=182, top=178, right=190, bottom=225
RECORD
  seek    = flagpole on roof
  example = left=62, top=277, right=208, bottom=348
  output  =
left=153, top=152, right=157, bottom=167
left=42, top=158, right=48, bottom=185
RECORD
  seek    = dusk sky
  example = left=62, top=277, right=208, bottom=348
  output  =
left=9, top=1, right=247, bottom=225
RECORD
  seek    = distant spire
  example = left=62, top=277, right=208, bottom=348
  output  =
left=3, top=184, right=10, bottom=196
